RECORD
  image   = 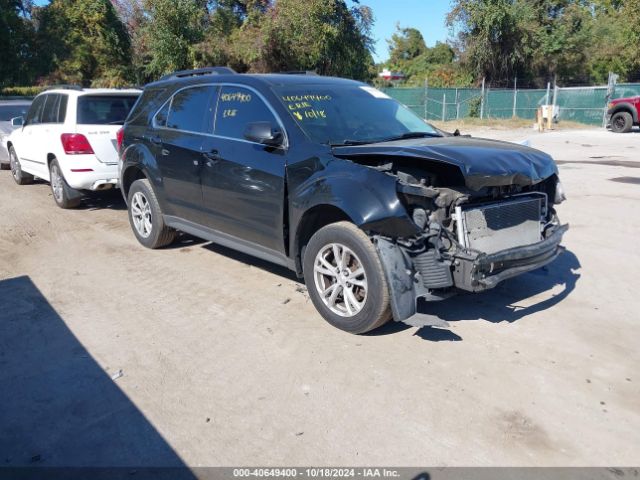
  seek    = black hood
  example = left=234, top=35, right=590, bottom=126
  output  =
left=332, top=136, right=558, bottom=190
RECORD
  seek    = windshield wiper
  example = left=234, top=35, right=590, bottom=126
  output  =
left=330, top=131, right=440, bottom=147
left=376, top=131, right=441, bottom=142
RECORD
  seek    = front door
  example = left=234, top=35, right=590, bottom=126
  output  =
left=17, top=94, right=48, bottom=177
left=200, top=85, right=287, bottom=254
left=153, top=85, right=217, bottom=223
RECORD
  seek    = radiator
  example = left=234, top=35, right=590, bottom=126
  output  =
left=456, top=196, right=544, bottom=254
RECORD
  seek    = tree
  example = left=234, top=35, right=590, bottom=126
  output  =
left=447, top=0, right=537, bottom=84
left=141, top=0, right=207, bottom=78
left=0, top=0, right=36, bottom=87
left=256, top=0, right=374, bottom=79
left=388, top=26, right=427, bottom=64
left=36, top=0, right=132, bottom=86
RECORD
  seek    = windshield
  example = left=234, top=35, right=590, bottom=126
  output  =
left=0, top=104, right=30, bottom=122
left=275, top=84, right=439, bottom=145
left=77, top=95, right=139, bottom=125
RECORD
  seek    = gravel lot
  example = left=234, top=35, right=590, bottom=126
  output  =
left=1, top=127, right=639, bottom=467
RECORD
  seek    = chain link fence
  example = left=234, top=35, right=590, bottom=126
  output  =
left=382, top=80, right=640, bottom=126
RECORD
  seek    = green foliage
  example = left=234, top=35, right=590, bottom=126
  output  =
left=467, top=96, right=481, bottom=117
left=0, top=0, right=37, bottom=87
left=2, top=0, right=639, bottom=89
left=448, top=0, right=640, bottom=86
left=36, top=0, right=132, bottom=86
left=447, top=0, right=536, bottom=83
left=380, top=25, right=467, bottom=87
left=257, top=0, right=373, bottom=79
left=0, top=85, right=45, bottom=97
left=141, top=0, right=207, bottom=78
left=388, top=27, right=427, bottom=64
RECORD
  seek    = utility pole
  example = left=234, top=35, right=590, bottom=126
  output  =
left=546, top=82, right=551, bottom=105
left=455, top=88, right=460, bottom=120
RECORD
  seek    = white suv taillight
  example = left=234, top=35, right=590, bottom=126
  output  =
left=116, top=127, right=124, bottom=155
left=61, top=133, right=94, bottom=155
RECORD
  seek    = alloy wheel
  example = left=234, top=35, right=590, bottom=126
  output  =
left=313, top=243, right=368, bottom=317
left=10, top=151, right=20, bottom=182
left=131, top=191, right=152, bottom=238
left=51, top=165, right=64, bottom=203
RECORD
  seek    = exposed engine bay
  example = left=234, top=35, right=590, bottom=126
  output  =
left=335, top=151, right=569, bottom=328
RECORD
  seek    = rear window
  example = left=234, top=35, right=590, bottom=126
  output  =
left=77, top=95, right=139, bottom=125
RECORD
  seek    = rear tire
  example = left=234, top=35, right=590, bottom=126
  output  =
left=303, top=221, right=392, bottom=334
left=127, top=178, right=176, bottom=249
left=611, top=111, right=633, bottom=133
left=49, top=159, right=81, bottom=209
left=9, top=146, right=33, bottom=185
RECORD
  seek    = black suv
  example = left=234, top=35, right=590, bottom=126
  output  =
left=120, top=67, right=568, bottom=334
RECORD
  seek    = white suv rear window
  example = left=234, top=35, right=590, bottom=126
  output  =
left=77, top=95, right=139, bottom=125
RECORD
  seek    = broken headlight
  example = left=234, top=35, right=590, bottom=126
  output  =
left=554, top=178, right=567, bottom=204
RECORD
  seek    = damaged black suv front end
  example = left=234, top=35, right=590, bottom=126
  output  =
left=332, top=137, right=568, bottom=327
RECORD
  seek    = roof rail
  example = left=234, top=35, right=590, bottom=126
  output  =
left=160, top=67, right=237, bottom=81
left=43, top=84, right=84, bottom=91
left=280, top=70, right=319, bottom=76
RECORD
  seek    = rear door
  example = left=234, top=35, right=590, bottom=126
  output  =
left=153, top=84, right=217, bottom=222
left=75, top=94, right=140, bottom=164
left=200, top=85, right=287, bottom=253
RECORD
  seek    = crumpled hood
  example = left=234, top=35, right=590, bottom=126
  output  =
left=332, top=136, right=558, bottom=190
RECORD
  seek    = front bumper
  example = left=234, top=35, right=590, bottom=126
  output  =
left=376, top=223, right=569, bottom=326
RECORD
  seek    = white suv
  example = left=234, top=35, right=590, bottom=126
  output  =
left=7, top=87, right=141, bottom=208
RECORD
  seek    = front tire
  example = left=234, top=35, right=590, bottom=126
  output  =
left=9, top=146, right=33, bottom=185
left=127, top=178, right=176, bottom=249
left=303, top=221, right=392, bottom=334
left=49, top=159, right=81, bottom=208
left=611, top=111, right=633, bottom=133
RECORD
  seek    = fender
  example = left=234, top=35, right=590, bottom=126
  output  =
left=120, top=140, right=167, bottom=208
left=608, top=102, right=639, bottom=123
left=287, top=155, right=420, bottom=257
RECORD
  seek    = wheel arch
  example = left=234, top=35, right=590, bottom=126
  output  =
left=293, top=204, right=353, bottom=276
left=46, top=153, right=56, bottom=169
left=121, top=164, right=149, bottom=200
left=611, top=103, right=639, bottom=123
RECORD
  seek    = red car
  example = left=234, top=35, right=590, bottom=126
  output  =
left=607, top=95, right=640, bottom=133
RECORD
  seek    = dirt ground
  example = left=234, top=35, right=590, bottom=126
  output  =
left=1, top=127, right=639, bottom=467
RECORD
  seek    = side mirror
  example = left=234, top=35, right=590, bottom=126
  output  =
left=244, top=122, right=283, bottom=147
left=11, top=116, right=24, bottom=127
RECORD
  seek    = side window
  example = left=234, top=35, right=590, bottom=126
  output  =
left=154, top=101, right=170, bottom=128
left=214, top=86, right=277, bottom=140
left=41, top=94, right=61, bottom=124
left=25, top=95, right=47, bottom=126
left=58, top=95, right=68, bottom=123
left=166, top=86, right=215, bottom=133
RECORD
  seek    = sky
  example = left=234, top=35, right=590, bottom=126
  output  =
left=365, top=0, right=452, bottom=63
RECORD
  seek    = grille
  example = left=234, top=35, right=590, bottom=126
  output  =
left=458, top=196, right=543, bottom=254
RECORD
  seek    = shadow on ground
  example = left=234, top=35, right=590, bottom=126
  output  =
left=371, top=249, right=581, bottom=341
left=79, top=189, right=127, bottom=211
left=0, top=276, right=194, bottom=475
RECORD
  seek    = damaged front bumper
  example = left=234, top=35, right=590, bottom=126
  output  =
left=375, top=223, right=569, bottom=328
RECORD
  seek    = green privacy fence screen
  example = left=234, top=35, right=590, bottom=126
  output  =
left=382, top=83, right=640, bottom=126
